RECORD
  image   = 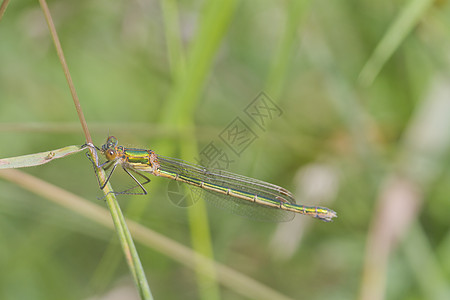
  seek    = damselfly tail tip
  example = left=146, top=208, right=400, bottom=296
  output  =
left=316, top=208, right=337, bottom=222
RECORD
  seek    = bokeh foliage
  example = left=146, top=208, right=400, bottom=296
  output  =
left=1, top=0, right=450, bottom=299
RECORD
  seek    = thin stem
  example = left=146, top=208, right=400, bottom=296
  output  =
left=38, top=0, right=92, bottom=145
left=0, top=0, right=10, bottom=21
left=38, top=1, right=153, bottom=298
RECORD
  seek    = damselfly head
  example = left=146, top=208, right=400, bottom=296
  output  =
left=102, top=136, right=118, bottom=152
left=101, top=136, right=119, bottom=161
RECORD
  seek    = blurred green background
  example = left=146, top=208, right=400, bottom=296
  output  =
left=1, top=0, right=450, bottom=299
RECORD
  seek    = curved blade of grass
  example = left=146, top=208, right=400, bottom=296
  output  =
left=0, top=145, right=85, bottom=169
left=358, top=0, right=434, bottom=87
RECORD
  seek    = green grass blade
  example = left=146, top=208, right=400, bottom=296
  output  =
left=161, top=0, right=186, bottom=75
left=358, top=0, right=434, bottom=86
left=161, top=0, right=239, bottom=124
left=158, top=1, right=239, bottom=299
left=265, top=0, right=310, bottom=99
left=103, top=188, right=154, bottom=300
left=402, top=223, right=450, bottom=300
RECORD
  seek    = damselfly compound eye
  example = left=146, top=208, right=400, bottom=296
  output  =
left=105, top=149, right=116, bottom=161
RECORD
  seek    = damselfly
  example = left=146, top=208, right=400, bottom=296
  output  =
left=87, top=136, right=337, bottom=222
